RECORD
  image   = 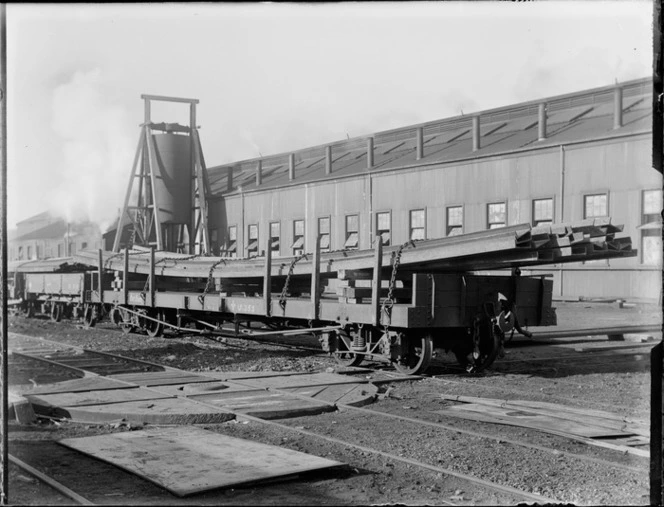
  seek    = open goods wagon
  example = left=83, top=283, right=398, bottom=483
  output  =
left=8, top=258, right=112, bottom=324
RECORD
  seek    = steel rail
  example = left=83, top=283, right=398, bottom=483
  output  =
left=12, top=331, right=641, bottom=503
left=236, top=379, right=647, bottom=475
left=113, top=304, right=342, bottom=338
left=528, top=324, right=661, bottom=340
left=173, top=395, right=561, bottom=505
left=8, top=333, right=558, bottom=504
left=9, top=453, right=94, bottom=505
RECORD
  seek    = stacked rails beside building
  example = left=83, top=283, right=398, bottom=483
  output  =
left=205, top=76, right=660, bottom=301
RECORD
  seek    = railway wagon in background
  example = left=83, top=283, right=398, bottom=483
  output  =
left=8, top=258, right=104, bottom=326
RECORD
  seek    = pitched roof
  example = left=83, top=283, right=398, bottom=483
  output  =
left=207, top=77, right=651, bottom=197
left=14, top=221, right=68, bottom=241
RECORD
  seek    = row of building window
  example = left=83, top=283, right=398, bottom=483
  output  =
left=220, top=190, right=661, bottom=265
left=11, top=241, right=89, bottom=261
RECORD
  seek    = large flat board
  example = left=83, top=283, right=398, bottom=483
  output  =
left=59, top=426, right=343, bottom=496
left=437, top=404, right=629, bottom=438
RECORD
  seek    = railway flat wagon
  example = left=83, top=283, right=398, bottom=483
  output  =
left=72, top=217, right=634, bottom=374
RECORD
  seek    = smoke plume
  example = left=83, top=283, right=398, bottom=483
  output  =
left=50, top=68, right=134, bottom=231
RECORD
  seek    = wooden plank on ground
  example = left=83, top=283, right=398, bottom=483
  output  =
left=26, top=387, right=173, bottom=409
left=285, top=383, right=378, bottom=407
left=58, top=426, right=344, bottom=496
left=233, top=372, right=370, bottom=390
left=438, top=403, right=628, bottom=438
left=13, top=377, right=137, bottom=396
left=107, top=372, right=220, bottom=386
left=440, top=395, right=648, bottom=435
left=188, top=389, right=336, bottom=420
left=59, top=397, right=236, bottom=425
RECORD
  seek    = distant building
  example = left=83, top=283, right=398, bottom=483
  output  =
left=9, top=211, right=102, bottom=261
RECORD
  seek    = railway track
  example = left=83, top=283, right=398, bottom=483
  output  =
left=8, top=332, right=649, bottom=505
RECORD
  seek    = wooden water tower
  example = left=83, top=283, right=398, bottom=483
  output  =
left=113, top=95, right=211, bottom=254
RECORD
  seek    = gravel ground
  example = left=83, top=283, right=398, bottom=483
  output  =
left=6, top=300, right=660, bottom=505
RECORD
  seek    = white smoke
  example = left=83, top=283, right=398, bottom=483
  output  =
left=50, top=68, right=134, bottom=231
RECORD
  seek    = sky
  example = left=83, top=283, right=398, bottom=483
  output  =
left=6, top=1, right=653, bottom=231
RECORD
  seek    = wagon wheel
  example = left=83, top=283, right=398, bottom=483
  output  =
left=393, top=333, right=433, bottom=375
left=334, top=330, right=364, bottom=368
left=23, top=302, right=35, bottom=318
left=82, top=304, right=97, bottom=329
left=144, top=311, right=164, bottom=338
left=50, top=303, right=63, bottom=323
left=110, top=307, right=124, bottom=327
left=120, top=321, right=136, bottom=335
left=453, top=322, right=502, bottom=373
left=117, top=307, right=136, bottom=335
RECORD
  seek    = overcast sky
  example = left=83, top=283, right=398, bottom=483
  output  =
left=6, top=1, right=652, bottom=230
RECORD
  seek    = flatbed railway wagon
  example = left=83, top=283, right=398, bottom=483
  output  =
left=72, top=218, right=635, bottom=374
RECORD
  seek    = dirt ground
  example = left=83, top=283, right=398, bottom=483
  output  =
left=5, top=300, right=661, bottom=506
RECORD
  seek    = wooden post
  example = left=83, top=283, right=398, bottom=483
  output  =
left=263, top=235, right=272, bottom=317
left=651, top=341, right=663, bottom=505
left=123, top=247, right=129, bottom=304
left=149, top=246, right=155, bottom=307
left=97, top=249, right=104, bottom=303
left=0, top=6, right=7, bottom=501
left=113, top=127, right=146, bottom=252
left=371, top=236, right=382, bottom=326
left=145, top=132, right=164, bottom=250
left=311, top=235, right=321, bottom=320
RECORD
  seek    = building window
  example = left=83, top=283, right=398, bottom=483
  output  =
left=641, top=189, right=662, bottom=265
left=210, top=230, right=219, bottom=255
left=292, top=219, right=305, bottom=256
left=69, top=242, right=76, bottom=255
left=584, top=193, right=608, bottom=219
left=57, top=244, right=62, bottom=257
left=446, top=206, right=463, bottom=236
left=27, top=246, right=32, bottom=259
left=18, top=246, right=23, bottom=260
left=226, top=226, right=237, bottom=258
left=318, top=217, right=331, bottom=253
left=270, top=222, right=280, bottom=257
left=487, top=202, right=507, bottom=229
left=81, top=242, right=88, bottom=250
left=345, top=214, right=359, bottom=250
left=376, top=211, right=391, bottom=246
left=532, top=198, right=553, bottom=227
left=247, top=224, right=259, bottom=258
left=409, top=209, right=425, bottom=241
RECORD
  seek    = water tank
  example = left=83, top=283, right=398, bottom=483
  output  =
left=152, top=133, right=192, bottom=225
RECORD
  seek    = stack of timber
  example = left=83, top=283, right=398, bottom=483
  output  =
left=73, top=217, right=636, bottom=280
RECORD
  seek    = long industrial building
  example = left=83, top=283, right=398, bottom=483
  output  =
left=205, top=77, right=660, bottom=302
